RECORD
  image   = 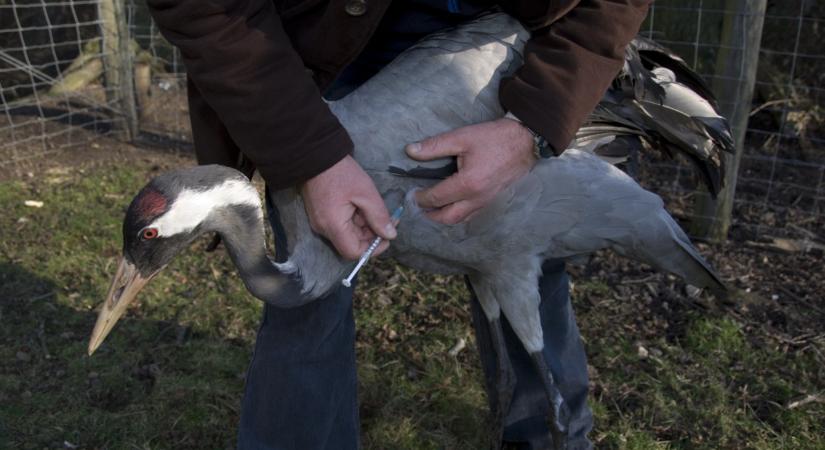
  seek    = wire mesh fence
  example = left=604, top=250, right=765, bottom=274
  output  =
left=0, top=0, right=822, bottom=243
left=124, top=0, right=189, bottom=146
left=743, top=1, right=824, bottom=241
left=0, top=0, right=189, bottom=177
left=0, top=0, right=119, bottom=173
left=640, top=0, right=824, bottom=243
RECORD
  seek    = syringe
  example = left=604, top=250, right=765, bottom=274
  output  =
left=341, top=205, right=404, bottom=287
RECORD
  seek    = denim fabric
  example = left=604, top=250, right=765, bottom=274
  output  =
left=237, top=286, right=361, bottom=450
left=237, top=195, right=360, bottom=450
left=470, top=260, right=593, bottom=449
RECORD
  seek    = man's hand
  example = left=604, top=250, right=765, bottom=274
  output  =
left=301, top=155, right=396, bottom=260
left=405, top=118, right=537, bottom=224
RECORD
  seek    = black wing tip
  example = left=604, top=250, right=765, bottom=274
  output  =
left=387, top=160, right=458, bottom=180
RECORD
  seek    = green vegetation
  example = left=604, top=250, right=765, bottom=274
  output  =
left=1, top=161, right=822, bottom=449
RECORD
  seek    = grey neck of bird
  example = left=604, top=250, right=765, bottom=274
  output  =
left=206, top=203, right=308, bottom=307
left=267, top=187, right=353, bottom=299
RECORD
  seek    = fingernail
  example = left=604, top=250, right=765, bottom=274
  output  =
left=406, top=142, right=421, bottom=154
left=384, top=223, right=397, bottom=239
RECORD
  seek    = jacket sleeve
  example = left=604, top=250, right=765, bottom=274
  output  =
left=146, top=0, right=352, bottom=189
left=500, top=0, right=652, bottom=154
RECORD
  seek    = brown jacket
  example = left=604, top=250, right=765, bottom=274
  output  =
left=147, top=0, right=651, bottom=189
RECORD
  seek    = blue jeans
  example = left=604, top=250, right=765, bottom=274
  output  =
left=237, top=196, right=593, bottom=449
left=470, top=260, right=593, bottom=449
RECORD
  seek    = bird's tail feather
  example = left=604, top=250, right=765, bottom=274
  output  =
left=628, top=210, right=726, bottom=294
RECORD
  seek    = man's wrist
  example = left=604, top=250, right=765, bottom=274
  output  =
left=503, top=112, right=553, bottom=159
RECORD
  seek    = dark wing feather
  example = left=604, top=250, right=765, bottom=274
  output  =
left=574, top=39, right=734, bottom=196
left=632, top=35, right=718, bottom=107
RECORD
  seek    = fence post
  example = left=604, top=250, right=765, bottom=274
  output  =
left=690, top=0, right=767, bottom=241
left=99, top=0, right=138, bottom=141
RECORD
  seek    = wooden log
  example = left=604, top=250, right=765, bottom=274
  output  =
left=61, top=39, right=101, bottom=74
left=690, top=0, right=767, bottom=242
left=48, top=42, right=104, bottom=96
left=134, top=61, right=152, bottom=122
left=99, top=0, right=138, bottom=140
left=48, top=58, right=103, bottom=96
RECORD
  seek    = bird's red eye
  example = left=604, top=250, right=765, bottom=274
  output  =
left=142, top=228, right=158, bottom=240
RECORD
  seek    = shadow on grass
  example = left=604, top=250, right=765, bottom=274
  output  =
left=0, top=260, right=487, bottom=449
left=0, top=261, right=250, bottom=449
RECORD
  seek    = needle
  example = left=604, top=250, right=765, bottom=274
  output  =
left=341, top=205, right=404, bottom=287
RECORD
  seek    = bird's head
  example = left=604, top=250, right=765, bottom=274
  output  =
left=88, top=165, right=261, bottom=355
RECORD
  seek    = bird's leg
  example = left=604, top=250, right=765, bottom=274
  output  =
left=469, top=276, right=515, bottom=448
left=492, top=269, right=569, bottom=450
left=488, top=317, right=516, bottom=446
left=530, top=351, right=567, bottom=450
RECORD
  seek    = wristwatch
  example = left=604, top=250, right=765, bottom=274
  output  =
left=504, top=111, right=553, bottom=159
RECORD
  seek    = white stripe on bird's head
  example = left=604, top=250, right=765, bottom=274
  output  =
left=147, top=179, right=261, bottom=237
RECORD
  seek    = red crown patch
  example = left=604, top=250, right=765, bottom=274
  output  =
left=135, top=189, right=168, bottom=219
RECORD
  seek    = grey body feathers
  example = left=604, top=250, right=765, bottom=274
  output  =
left=240, top=14, right=724, bottom=352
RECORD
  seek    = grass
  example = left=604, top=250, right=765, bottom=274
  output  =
left=0, top=160, right=822, bottom=449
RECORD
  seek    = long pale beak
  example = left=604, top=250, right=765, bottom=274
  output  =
left=88, top=258, right=154, bottom=356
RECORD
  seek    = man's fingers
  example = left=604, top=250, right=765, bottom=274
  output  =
left=330, top=225, right=390, bottom=260
left=358, top=226, right=374, bottom=241
left=300, top=154, right=399, bottom=261
left=329, top=224, right=390, bottom=261
left=326, top=222, right=366, bottom=260
left=425, top=199, right=481, bottom=225
left=405, top=132, right=464, bottom=161
left=371, top=239, right=391, bottom=257
left=351, top=194, right=396, bottom=240
left=415, top=173, right=479, bottom=209
left=353, top=213, right=366, bottom=229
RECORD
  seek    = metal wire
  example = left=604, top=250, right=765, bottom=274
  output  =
left=124, top=0, right=189, bottom=142
left=644, top=1, right=825, bottom=240
left=0, top=0, right=114, bottom=173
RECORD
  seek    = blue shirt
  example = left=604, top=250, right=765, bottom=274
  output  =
left=326, top=0, right=496, bottom=99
